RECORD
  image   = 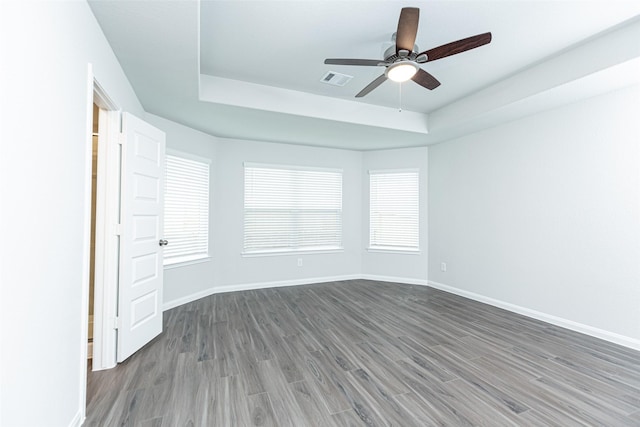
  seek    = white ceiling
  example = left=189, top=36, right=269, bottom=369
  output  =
left=88, top=1, right=640, bottom=150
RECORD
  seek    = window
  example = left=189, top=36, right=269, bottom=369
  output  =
left=163, top=151, right=210, bottom=265
left=244, top=163, right=342, bottom=254
left=369, top=169, right=419, bottom=252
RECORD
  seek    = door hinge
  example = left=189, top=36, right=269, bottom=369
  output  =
left=118, top=134, right=125, bottom=145
left=113, top=223, right=122, bottom=236
left=113, top=317, right=120, bottom=330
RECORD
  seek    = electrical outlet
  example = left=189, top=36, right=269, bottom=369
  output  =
left=440, top=262, right=447, bottom=272
left=297, top=258, right=303, bottom=267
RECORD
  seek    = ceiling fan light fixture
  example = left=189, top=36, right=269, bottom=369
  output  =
left=386, top=62, right=419, bottom=82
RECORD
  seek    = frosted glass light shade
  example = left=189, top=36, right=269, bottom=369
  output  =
left=386, top=62, right=419, bottom=82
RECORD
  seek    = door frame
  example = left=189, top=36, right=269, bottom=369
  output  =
left=79, top=65, right=122, bottom=420
left=91, top=79, right=121, bottom=371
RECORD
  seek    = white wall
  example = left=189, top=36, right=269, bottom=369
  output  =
left=428, top=85, right=640, bottom=347
left=212, top=138, right=363, bottom=290
left=0, top=1, right=144, bottom=426
left=362, top=147, right=429, bottom=283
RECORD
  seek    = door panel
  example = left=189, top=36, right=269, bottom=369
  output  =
left=117, top=112, right=165, bottom=362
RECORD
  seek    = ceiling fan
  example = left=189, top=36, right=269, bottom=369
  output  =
left=324, top=7, right=492, bottom=97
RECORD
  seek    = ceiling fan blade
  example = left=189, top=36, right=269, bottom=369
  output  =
left=396, top=7, right=419, bottom=54
left=324, top=58, right=383, bottom=66
left=420, top=32, right=492, bottom=62
left=355, top=74, right=387, bottom=98
left=411, top=69, right=441, bottom=90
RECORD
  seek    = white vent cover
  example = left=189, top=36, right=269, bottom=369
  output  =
left=320, top=71, right=353, bottom=86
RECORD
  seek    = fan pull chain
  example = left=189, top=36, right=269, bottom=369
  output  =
left=398, top=83, right=403, bottom=112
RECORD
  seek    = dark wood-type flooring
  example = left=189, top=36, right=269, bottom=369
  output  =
left=85, top=280, right=640, bottom=426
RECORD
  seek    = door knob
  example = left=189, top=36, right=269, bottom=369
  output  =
left=159, top=239, right=168, bottom=246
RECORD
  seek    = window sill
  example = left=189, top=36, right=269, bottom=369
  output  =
left=242, top=248, right=344, bottom=257
left=164, top=255, right=211, bottom=269
left=367, top=247, right=421, bottom=255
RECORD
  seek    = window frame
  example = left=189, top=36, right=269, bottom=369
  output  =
left=368, top=168, right=420, bottom=254
left=243, top=162, right=344, bottom=256
left=163, top=149, right=211, bottom=268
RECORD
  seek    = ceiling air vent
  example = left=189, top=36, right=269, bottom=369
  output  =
left=320, top=71, right=353, bottom=87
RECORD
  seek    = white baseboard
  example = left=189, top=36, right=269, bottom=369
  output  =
left=163, top=286, right=222, bottom=311
left=68, top=410, right=83, bottom=427
left=162, top=274, right=361, bottom=311
left=427, top=280, right=640, bottom=351
left=360, top=274, right=428, bottom=287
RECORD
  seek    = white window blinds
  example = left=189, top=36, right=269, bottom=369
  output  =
left=369, top=169, right=419, bottom=251
left=244, top=163, right=343, bottom=254
left=164, top=152, right=210, bottom=265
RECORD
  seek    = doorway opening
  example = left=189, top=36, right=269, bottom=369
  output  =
left=87, top=103, right=99, bottom=362
left=88, top=81, right=121, bottom=373
left=84, top=80, right=122, bottom=416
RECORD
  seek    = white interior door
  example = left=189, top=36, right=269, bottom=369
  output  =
left=117, top=112, right=166, bottom=362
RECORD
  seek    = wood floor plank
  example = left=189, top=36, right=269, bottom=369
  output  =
left=312, top=351, right=389, bottom=426
left=394, top=391, right=447, bottom=426
left=135, top=416, right=164, bottom=427
left=229, top=346, right=267, bottom=396
left=178, top=310, right=197, bottom=353
left=196, top=313, right=213, bottom=362
left=212, top=321, right=239, bottom=377
left=516, top=407, right=586, bottom=427
left=112, top=388, right=146, bottom=426
left=348, top=368, right=422, bottom=427
left=136, top=376, right=174, bottom=421
left=391, top=338, right=459, bottom=383
left=303, top=350, right=353, bottom=414
left=422, top=341, right=531, bottom=414
left=349, top=341, right=411, bottom=395
left=226, top=293, right=244, bottom=330
left=85, top=280, right=640, bottom=426
left=531, top=375, right=639, bottom=426
left=290, top=380, right=335, bottom=426
left=444, top=378, right=523, bottom=426
left=393, top=359, right=478, bottom=426
left=246, top=392, right=277, bottom=427
left=220, top=375, right=252, bottom=426
left=330, top=409, right=368, bottom=427
left=245, top=292, right=270, bottom=326
left=504, top=345, right=640, bottom=413
left=259, top=359, right=307, bottom=427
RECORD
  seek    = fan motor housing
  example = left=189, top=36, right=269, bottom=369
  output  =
left=383, top=44, right=420, bottom=63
